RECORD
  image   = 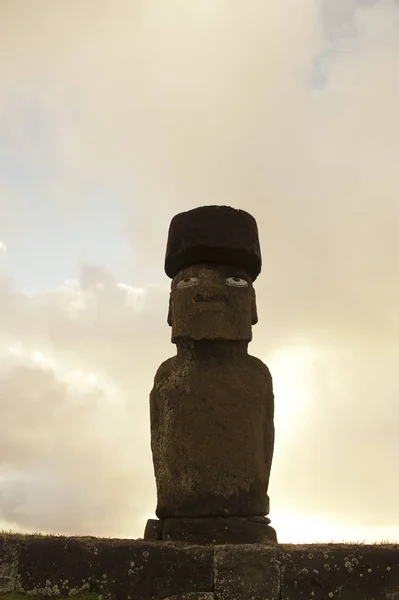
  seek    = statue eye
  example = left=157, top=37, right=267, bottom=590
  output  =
left=225, top=276, right=248, bottom=287
left=176, top=277, right=200, bottom=288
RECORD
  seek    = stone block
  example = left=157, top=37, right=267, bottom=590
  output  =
left=278, top=543, right=399, bottom=599
left=0, top=535, right=20, bottom=594
left=144, top=518, right=163, bottom=541
left=162, top=517, right=277, bottom=545
left=92, top=540, right=213, bottom=600
left=214, top=544, right=280, bottom=600
left=17, top=536, right=95, bottom=596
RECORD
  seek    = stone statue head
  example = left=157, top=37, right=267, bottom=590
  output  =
left=167, top=263, right=257, bottom=342
left=164, top=205, right=262, bottom=344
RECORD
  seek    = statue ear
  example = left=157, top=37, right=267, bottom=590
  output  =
left=167, top=295, right=172, bottom=326
left=251, top=288, right=258, bottom=325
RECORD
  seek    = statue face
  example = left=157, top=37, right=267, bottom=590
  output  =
left=168, top=263, right=258, bottom=342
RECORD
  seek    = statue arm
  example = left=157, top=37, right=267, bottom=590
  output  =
left=263, top=364, right=275, bottom=488
left=249, top=355, right=275, bottom=487
left=149, top=356, right=175, bottom=442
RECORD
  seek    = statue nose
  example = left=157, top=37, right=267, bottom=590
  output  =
left=194, top=289, right=227, bottom=303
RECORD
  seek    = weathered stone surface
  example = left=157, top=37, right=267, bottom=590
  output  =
left=150, top=341, right=274, bottom=519
left=162, top=517, right=277, bottom=545
left=144, top=518, right=163, bottom=541
left=2, top=536, right=399, bottom=600
left=149, top=205, right=275, bottom=535
left=92, top=539, right=213, bottom=600
left=278, top=543, right=399, bottom=600
left=164, top=594, right=215, bottom=600
left=165, top=205, right=262, bottom=281
left=0, top=535, right=20, bottom=593
left=17, top=536, right=95, bottom=596
left=168, top=265, right=258, bottom=342
left=214, top=544, right=280, bottom=600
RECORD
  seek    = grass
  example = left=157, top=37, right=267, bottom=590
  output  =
left=1, top=529, right=398, bottom=546
left=0, top=531, right=100, bottom=541
left=0, top=594, right=98, bottom=600
left=278, top=539, right=399, bottom=547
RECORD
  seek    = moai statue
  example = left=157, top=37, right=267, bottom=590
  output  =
left=144, top=205, right=276, bottom=544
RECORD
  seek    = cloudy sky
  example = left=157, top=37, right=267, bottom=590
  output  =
left=1, top=0, right=399, bottom=543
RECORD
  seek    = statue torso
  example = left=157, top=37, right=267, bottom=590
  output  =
left=150, top=347, right=274, bottom=518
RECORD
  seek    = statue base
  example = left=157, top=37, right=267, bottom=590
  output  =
left=143, top=516, right=277, bottom=545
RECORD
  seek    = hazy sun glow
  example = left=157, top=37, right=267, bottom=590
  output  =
left=274, top=511, right=399, bottom=544
left=268, top=345, right=318, bottom=429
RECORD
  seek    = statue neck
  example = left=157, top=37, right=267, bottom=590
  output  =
left=175, top=339, right=249, bottom=361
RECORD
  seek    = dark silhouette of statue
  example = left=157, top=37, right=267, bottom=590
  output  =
left=144, top=206, right=276, bottom=544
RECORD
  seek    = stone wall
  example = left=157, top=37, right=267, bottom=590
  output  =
left=1, top=535, right=398, bottom=600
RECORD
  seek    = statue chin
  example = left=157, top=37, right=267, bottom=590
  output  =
left=171, top=309, right=253, bottom=343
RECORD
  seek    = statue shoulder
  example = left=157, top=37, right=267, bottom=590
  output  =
left=153, top=356, right=176, bottom=383
left=247, top=354, right=273, bottom=384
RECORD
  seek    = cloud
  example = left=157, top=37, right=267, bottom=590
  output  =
left=0, top=266, right=171, bottom=536
left=0, top=0, right=399, bottom=541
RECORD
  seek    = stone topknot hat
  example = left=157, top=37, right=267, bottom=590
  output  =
left=165, top=205, right=262, bottom=281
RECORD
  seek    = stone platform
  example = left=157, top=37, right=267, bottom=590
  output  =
left=1, top=533, right=399, bottom=600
